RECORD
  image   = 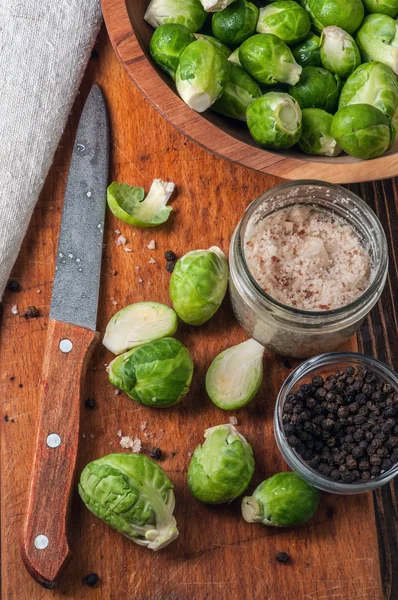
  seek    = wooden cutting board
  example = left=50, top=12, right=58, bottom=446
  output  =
left=0, top=26, right=397, bottom=600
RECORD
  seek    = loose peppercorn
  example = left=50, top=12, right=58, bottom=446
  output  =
left=7, top=280, right=21, bottom=292
left=276, top=552, right=289, bottom=563
left=149, top=447, right=162, bottom=460
left=164, top=250, right=177, bottom=262
left=165, top=261, right=175, bottom=273
left=85, top=398, right=96, bottom=409
left=24, top=306, right=39, bottom=319
left=83, top=573, right=99, bottom=587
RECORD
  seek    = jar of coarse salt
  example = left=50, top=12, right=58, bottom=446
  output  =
left=229, top=181, right=388, bottom=358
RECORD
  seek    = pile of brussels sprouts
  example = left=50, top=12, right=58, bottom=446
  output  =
left=144, top=0, right=398, bottom=159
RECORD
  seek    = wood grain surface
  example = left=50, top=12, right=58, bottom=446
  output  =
left=101, top=0, right=398, bottom=185
left=0, top=25, right=397, bottom=600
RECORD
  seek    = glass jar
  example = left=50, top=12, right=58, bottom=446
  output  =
left=229, top=180, right=388, bottom=358
left=274, top=352, right=398, bottom=494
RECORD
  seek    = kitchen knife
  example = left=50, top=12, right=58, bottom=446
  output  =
left=21, top=84, right=109, bottom=587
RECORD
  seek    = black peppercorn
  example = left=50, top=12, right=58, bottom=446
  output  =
left=164, top=250, right=177, bottom=262
left=7, top=280, right=21, bottom=292
left=83, top=573, right=99, bottom=587
left=149, top=447, right=162, bottom=460
left=24, top=306, right=39, bottom=319
left=330, top=469, right=341, bottom=481
left=276, top=552, right=289, bottom=564
left=312, top=375, right=324, bottom=387
left=85, top=398, right=96, bottom=409
left=165, top=261, right=175, bottom=273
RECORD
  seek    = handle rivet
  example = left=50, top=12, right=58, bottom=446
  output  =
left=59, top=339, right=73, bottom=353
left=47, top=433, right=61, bottom=448
left=34, top=535, right=49, bottom=550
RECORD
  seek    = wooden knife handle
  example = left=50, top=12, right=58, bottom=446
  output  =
left=21, top=319, right=99, bottom=587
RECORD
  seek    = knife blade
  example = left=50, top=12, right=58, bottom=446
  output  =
left=21, top=84, right=109, bottom=587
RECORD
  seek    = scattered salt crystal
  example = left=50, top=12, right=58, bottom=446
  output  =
left=68, top=253, right=73, bottom=258
left=229, top=416, right=238, bottom=425
left=131, top=438, right=142, bottom=454
left=82, top=433, right=86, bottom=439
left=120, top=436, right=132, bottom=449
left=188, top=451, right=192, bottom=457
left=90, top=433, right=95, bottom=439
left=11, top=305, right=18, bottom=315
left=144, top=432, right=150, bottom=438
left=59, top=252, right=64, bottom=258
left=160, top=428, right=165, bottom=433
left=76, top=258, right=81, bottom=263
left=86, top=191, right=92, bottom=198
left=135, top=266, right=141, bottom=271
left=140, top=422, right=148, bottom=431
left=112, top=300, right=118, bottom=306
left=120, top=435, right=142, bottom=453
left=116, top=235, right=127, bottom=246
left=37, top=289, right=41, bottom=294
left=124, top=248, right=133, bottom=253
left=147, top=240, right=156, bottom=250
left=117, top=429, right=122, bottom=438
left=149, top=257, right=156, bottom=264
left=109, top=441, right=114, bottom=446
left=114, top=388, right=121, bottom=395
left=115, top=229, right=121, bottom=235
left=148, top=282, right=153, bottom=287
left=138, top=278, right=144, bottom=283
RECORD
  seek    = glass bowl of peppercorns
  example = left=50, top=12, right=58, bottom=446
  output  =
left=274, top=352, right=398, bottom=494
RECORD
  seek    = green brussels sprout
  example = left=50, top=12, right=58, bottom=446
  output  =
left=338, top=62, right=398, bottom=118
left=206, top=339, right=264, bottom=409
left=108, top=337, right=194, bottom=407
left=228, top=47, right=242, bottom=65
left=331, top=103, right=395, bottom=159
left=212, top=0, right=259, bottom=45
left=239, top=33, right=302, bottom=85
left=298, top=108, right=342, bottom=155
left=362, top=0, right=398, bottom=17
left=292, top=32, right=321, bottom=67
left=187, top=424, right=255, bottom=503
left=144, top=0, right=207, bottom=32
left=300, top=0, right=364, bottom=35
left=212, top=63, right=262, bottom=120
left=200, top=0, right=237, bottom=11
left=103, top=302, right=178, bottom=356
left=149, top=24, right=196, bottom=80
left=356, top=14, right=398, bottom=75
left=257, top=1, right=311, bottom=45
left=288, top=66, right=341, bottom=112
left=242, top=472, right=320, bottom=527
left=246, top=92, right=302, bottom=148
left=79, top=454, right=178, bottom=550
left=170, top=246, right=229, bottom=325
left=176, top=39, right=230, bottom=112
left=320, top=26, right=361, bottom=78
left=194, top=33, right=232, bottom=57
left=107, top=179, right=174, bottom=228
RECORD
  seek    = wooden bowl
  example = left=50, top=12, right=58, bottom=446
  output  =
left=102, top=0, right=398, bottom=183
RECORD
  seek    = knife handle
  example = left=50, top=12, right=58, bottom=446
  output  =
left=21, top=319, right=99, bottom=587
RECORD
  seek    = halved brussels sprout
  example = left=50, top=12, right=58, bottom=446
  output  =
left=246, top=92, right=302, bottom=149
left=298, top=108, right=342, bottom=156
left=242, top=472, right=320, bottom=527
left=187, top=424, right=255, bottom=503
left=257, top=1, right=311, bottom=46
left=212, top=0, right=259, bottom=45
left=144, top=0, right=207, bottom=32
left=338, top=62, right=398, bottom=118
left=200, top=0, right=236, bottom=11
left=107, top=179, right=174, bottom=228
left=228, top=47, right=242, bottom=65
left=288, top=66, right=341, bottom=112
left=194, top=33, right=232, bottom=57
left=320, top=26, right=361, bottom=78
left=299, top=0, right=364, bottom=35
left=331, top=103, right=395, bottom=159
left=292, top=32, right=321, bottom=67
left=150, top=24, right=196, bottom=80
left=170, top=246, right=229, bottom=325
left=363, top=0, right=398, bottom=17
left=206, top=339, right=264, bottom=409
left=356, top=14, right=398, bottom=75
left=79, top=454, right=178, bottom=550
left=103, top=302, right=178, bottom=356
left=212, top=63, right=262, bottom=120
left=176, top=39, right=230, bottom=112
left=239, top=33, right=302, bottom=85
left=108, top=337, right=194, bottom=408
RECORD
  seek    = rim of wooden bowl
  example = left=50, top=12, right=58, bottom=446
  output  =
left=101, top=0, right=398, bottom=184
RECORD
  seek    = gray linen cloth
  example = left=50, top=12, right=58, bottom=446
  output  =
left=0, top=1, right=102, bottom=297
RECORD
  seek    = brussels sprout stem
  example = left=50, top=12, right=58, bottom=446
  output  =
left=131, top=489, right=179, bottom=550
left=241, top=496, right=262, bottom=523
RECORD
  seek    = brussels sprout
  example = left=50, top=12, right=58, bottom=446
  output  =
left=356, top=14, right=398, bottom=75
left=331, top=104, right=395, bottom=159
left=320, top=27, right=361, bottom=78
left=292, top=32, right=321, bottom=67
left=187, top=424, right=255, bottom=503
left=206, top=339, right=264, bottom=409
left=103, top=302, right=178, bottom=356
left=257, top=1, right=311, bottom=45
left=228, top=47, right=242, bottom=65
left=170, top=246, right=228, bottom=325
left=239, top=33, right=302, bottom=85
left=338, top=62, right=398, bottom=118
left=176, top=39, right=230, bottom=112
left=242, top=472, right=320, bottom=527
left=288, top=66, right=341, bottom=112
left=212, top=0, right=259, bottom=45
left=200, top=0, right=236, bottom=11
left=300, top=0, right=364, bottom=35
left=107, top=179, right=174, bottom=228
left=79, top=454, right=178, bottom=550
left=144, top=0, right=207, bottom=32
left=362, top=0, right=398, bottom=17
left=194, top=33, right=232, bottom=57
left=150, top=24, right=196, bottom=80
left=108, top=337, right=194, bottom=407
left=246, top=92, right=302, bottom=148
left=212, top=63, right=262, bottom=120
left=298, top=108, right=342, bottom=156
